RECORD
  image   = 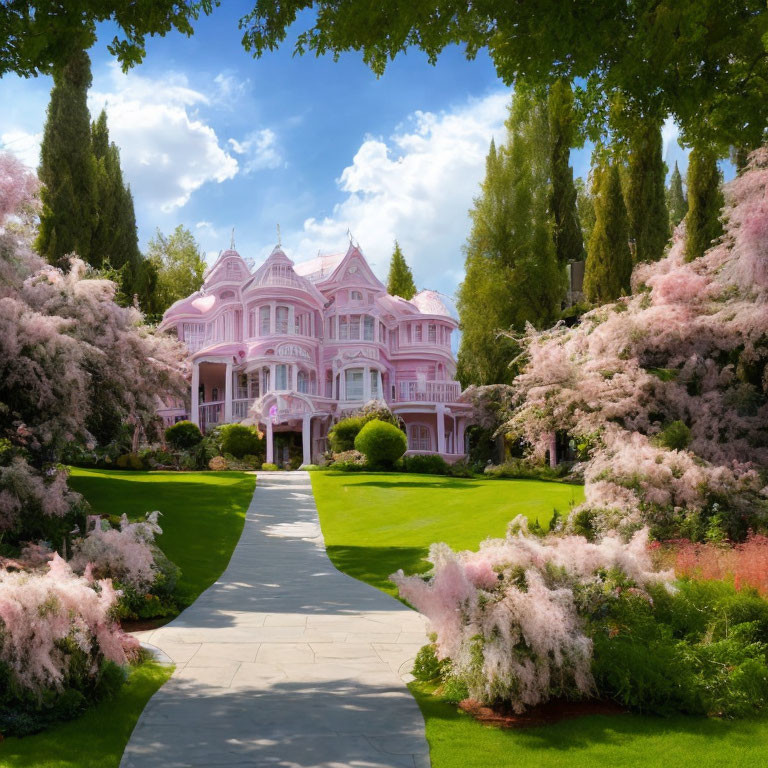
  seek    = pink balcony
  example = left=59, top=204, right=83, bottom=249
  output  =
left=395, top=380, right=461, bottom=403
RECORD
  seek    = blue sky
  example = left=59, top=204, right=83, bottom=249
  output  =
left=0, top=2, right=696, bottom=298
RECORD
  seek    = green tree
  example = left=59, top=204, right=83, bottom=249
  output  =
left=625, top=121, right=669, bottom=262
left=457, top=91, right=566, bottom=387
left=90, top=109, right=143, bottom=300
left=36, top=48, right=96, bottom=269
left=667, top=161, right=688, bottom=232
left=548, top=79, right=584, bottom=265
left=583, top=163, right=633, bottom=304
left=575, top=176, right=596, bottom=247
left=147, top=225, right=207, bottom=314
left=386, top=241, right=417, bottom=299
left=684, top=147, right=724, bottom=262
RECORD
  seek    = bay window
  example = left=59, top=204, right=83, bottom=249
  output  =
left=345, top=368, right=364, bottom=400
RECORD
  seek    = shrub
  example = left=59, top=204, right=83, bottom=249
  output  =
left=447, top=460, right=474, bottom=478
left=484, top=458, right=568, bottom=480
left=164, top=420, right=202, bottom=450
left=328, top=417, right=364, bottom=452
left=208, top=455, right=228, bottom=471
left=403, top=454, right=449, bottom=475
left=115, top=453, right=145, bottom=470
left=219, top=423, right=264, bottom=459
left=261, top=463, right=278, bottom=471
left=656, top=420, right=692, bottom=451
left=354, top=420, right=407, bottom=469
left=0, top=555, right=138, bottom=736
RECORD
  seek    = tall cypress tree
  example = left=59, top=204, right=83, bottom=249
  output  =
left=36, top=49, right=96, bottom=269
left=457, top=90, right=565, bottom=386
left=583, top=162, right=632, bottom=304
left=667, top=161, right=687, bottom=233
left=625, top=121, right=668, bottom=262
left=386, top=241, right=417, bottom=299
left=548, top=78, right=583, bottom=265
left=685, top=147, right=724, bottom=262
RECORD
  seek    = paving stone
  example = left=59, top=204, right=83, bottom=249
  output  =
left=121, top=472, right=430, bottom=768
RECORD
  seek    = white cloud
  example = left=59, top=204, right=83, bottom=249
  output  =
left=288, top=90, right=509, bottom=295
left=228, top=129, right=282, bottom=173
left=89, top=65, right=239, bottom=211
left=0, top=129, right=42, bottom=169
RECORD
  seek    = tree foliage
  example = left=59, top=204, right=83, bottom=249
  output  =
left=625, top=121, right=669, bottom=262
left=0, top=1, right=212, bottom=77
left=685, top=147, right=724, bottom=262
left=146, top=225, right=206, bottom=315
left=457, top=92, right=566, bottom=387
left=35, top=49, right=96, bottom=270
left=386, top=240, right=416, bottom=299
left=583, top=163, right=632, bottom=304
left=239, top=1, right=768, bottom=151
left=667, top=161, right=688, bottom=233
left=548, top=79, right=583, bottom=265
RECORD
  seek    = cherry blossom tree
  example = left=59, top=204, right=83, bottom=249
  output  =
left=507, top=149, right=768, bottom=540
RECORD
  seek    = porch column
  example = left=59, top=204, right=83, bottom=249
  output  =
left=191, top=361, right=200, bottom=426
left=291, top=364, right=298, bottom=391
left=266, top=419, right=274, bottom=464
left=270, top=363, right=276, bottom=392
left=224, top=361, right=233, bottom=423
left=436, top=404, right=446, bottom=455
left=302, top=413, right=311, bottom=466
left=457, top=417, right=466, bottom=454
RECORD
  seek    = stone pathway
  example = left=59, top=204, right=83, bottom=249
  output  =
left=122, top=471, right=430, bottom=768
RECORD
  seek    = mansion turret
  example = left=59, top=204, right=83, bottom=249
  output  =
left=158, top=241, right=471, bottom=466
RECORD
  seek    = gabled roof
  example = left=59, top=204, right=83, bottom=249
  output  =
left=243, top=245, right=327, bottom=305
left=294, top=252, right=345, bottom=283
left=203, top=248, right=249, bottom=286
left=321, top=242, right=386, bottom=291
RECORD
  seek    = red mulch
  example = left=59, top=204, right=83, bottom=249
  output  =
left=458, top=697, right=627, bottom=728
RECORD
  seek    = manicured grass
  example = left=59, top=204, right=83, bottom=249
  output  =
left=68, top=468, right=256, bottom=606
left=311, top=471, right=583, bottom=597
left=311, top=471, right=768, bottom=768
left=0, top=661, right=173, bottom=768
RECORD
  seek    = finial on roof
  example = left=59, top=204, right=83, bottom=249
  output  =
left=277, top=223, right=282, bottom=246
left=230, top=228, right=235, bottom=250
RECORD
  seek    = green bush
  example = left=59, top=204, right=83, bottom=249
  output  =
left=261, top=462, right=278, bottom=471
left=354, top=419, right=407, bottom=469
left=115, top=453, right=144, bottom=470
left=657, top=420, right=692, bottom=451
left=412, top=644, right=447, bottom=682
left=164, top=420, right=203, bottom=450
left=403, top=454, right=449, bottom=475
left=328, top=417, right=364, bottom=452
left=447, top=460, right=474, bottom=478
left=219, top=424, right=264, bottom=459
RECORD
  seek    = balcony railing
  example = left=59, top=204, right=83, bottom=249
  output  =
left=395, top=380, right=461, bottom=403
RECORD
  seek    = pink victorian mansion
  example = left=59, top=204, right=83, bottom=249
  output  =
left=158, top=240, right=471, bottom=466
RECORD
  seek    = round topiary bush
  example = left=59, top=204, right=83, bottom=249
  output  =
left=354, top=419, right=407, bottom=469
left=165, top=420, right=203, bottom=450
left=219, top=424, right=264, bottom=459
left=328, top=417, right=364, bottom=452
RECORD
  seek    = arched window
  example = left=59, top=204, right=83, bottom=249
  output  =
left=351, top=290, right=363, bottom=302
left=275, top=306, right=289, bottom=333
left=408, top=424, right=432, bottom=451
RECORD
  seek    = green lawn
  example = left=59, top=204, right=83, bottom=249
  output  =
left=311, top=471, right=583, bottom=597
left=311, top=471, right=768, bottom=768
left=0, top=662, right=173, bottom=768
left=0, top=469, right=255, bottom=768
left=68, top=468, right=256, bottom=606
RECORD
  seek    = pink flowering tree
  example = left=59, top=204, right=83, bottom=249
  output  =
left=0, top=153, right=187, bottom=547
left=507, top=149, right=768, bottom=541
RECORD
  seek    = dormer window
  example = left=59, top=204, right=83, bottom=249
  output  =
left=351, top=290, right=363, bottom=303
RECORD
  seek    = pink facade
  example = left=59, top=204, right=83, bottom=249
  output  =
left=158, top=242, right=471, bottom=466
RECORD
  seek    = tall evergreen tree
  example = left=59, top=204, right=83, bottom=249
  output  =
left=386, top=241, right=417, bottom=299
left=548, top=79, right=583, bottom=265
left=667, top=161, right=688, bottom=233
left=685, top=147, right=724, bottom=262
left=574, top=176, right=596, bottom=247
left=36, top=49, right=96, bottom=268
left=583, top=162, right=632, bottom=304
left=625, top=121, right=668, bottom=262
left=457, top=90, right=565, bottom=386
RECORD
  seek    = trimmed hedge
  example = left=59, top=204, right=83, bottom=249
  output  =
left=354, top=420, right=407, bottom=469
left=165, top=420, right=202, bottom=450
left=219, top=424, right=264, bottom=459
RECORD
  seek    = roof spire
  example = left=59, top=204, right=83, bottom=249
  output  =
left=230, top=227, right=236, bottom=250
left=277, top=222, right=282, bottom=246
